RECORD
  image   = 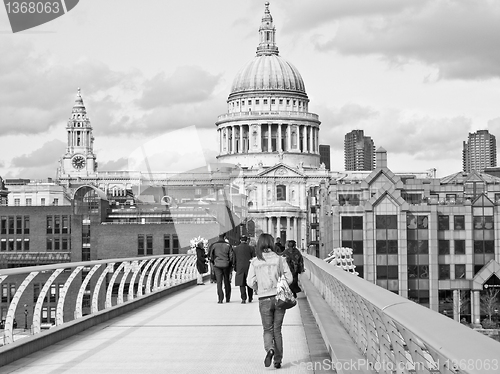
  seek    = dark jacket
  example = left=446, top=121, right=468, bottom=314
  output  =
left=196, top=246, right=207, bottom=274
left=209, top=240, right=233, bottom=268
left=233, top=242, right=255, bottom=286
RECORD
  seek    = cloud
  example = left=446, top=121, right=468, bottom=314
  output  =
left=8, top=139, right=66, bottom=179
left=137, top=66, right=222, bottom=109
left=0, top=38, right=139, bottom=136
left=289, top=0, right=500, bottom=80
left=97, top=157, right=129, bottom=171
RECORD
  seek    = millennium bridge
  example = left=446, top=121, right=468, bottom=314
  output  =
left=0, top=254, right=498, bottom=374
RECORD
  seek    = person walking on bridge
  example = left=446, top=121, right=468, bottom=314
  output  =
left=247, top=233, right=292, bottom=369
left=233, top=235, right=255, bottom=303
left=208, top=233, right=234, bottom=303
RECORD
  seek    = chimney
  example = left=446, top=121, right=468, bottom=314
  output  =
left=376, top=147, right=387, bottom=168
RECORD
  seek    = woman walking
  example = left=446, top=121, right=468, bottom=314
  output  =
left=195, top=241, right=208, bottom=285
left=247, top=233, right=292, bottom=369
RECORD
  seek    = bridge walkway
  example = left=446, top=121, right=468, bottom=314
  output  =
left=2, top=279, right=339, bottom=373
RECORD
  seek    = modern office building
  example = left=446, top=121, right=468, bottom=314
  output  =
left=344, top=130, right=375, bottom=171
left=463, top=130, right=497, bottom=173
left=319, top=145, right=331, bottom=170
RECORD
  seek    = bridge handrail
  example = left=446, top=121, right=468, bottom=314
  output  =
left=304, top=255, right=500, bottom=374
left=0, top=254, right=199, bottom=346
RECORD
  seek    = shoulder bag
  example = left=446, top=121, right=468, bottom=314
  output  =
left=275, top=257, right=297, bottom=309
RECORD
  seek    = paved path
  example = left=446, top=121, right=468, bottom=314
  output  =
left=2, top=281, right=336, bottom=373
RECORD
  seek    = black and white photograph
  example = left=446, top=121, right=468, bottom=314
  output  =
left=0, top=1, right=499, bottom=373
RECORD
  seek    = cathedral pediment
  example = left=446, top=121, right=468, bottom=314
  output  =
left=256, top=163, right=305, bottom=178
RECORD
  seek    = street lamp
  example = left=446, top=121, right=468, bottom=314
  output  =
left=23, top=304, right=28, bottom=331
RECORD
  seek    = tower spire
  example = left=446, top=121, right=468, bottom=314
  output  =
left=256, top=2, right=279, bottom=56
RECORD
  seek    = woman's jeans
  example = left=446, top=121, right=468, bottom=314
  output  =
left=258, top=297, right=286, bottom=363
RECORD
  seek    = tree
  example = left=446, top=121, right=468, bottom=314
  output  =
left=480, top=288, right=500, bottom=322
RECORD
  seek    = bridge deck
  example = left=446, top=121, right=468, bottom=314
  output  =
left=2, top=280, right=337, bottom=373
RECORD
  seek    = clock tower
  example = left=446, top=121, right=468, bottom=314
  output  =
left=57, top=88, right=97, bottom=181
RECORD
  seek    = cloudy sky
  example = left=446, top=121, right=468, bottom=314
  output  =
left=1, top=0, right=500, bottom=179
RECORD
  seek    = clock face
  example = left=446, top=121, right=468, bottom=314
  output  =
left=72, top=155, right=86, bottom=170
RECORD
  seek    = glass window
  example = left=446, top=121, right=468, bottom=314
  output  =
left=438, top=215, right=449, bottom=230
left=454, top=240, right=466, bottom=254
left=8, top=217, right=14, bottom=234
left=46, top=216, right=53, bottom=234
left=62, top=215, right=69, bottom=234
left=146, top=235, right=153, bottom=255
left=173, top=235, right=179, bottom=254
left=276, top=185, right=286, bottom=201
left=455, top=264, right=466, bottom=279
left=24, top=216, right=29, bottom=234
left=454, top=215, right=465, bottom=230
left=16, top=216, right=22, bottom=234
left=438, top=240, right=450, bottom=255
left=0, top=216, right=6, bottom=234
left=439, top=265, right=450, bottom=279
left=54, top=216, right=60, bottom=234
left=47, top=238, right=53, bottom=251
left=24, top=239, right=29, bottom=251
left=138, top=235, right=144, bottom=255
left=376, top=215, right=397, bottom=229
left=164, top=234, right=171, bottom=254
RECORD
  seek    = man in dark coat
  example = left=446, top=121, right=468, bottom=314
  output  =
left=232, top=235, right=255, bottom=303
left=208, top=233, right=234, bottom=303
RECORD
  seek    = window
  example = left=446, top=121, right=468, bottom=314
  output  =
left=16, top=239, right=22, bottom=251
left=41, top=198, right=45, bottom=206
left=248, top=100, right=251, bottom=105
left=455, top=264, right=466, bottom=279
left=454, top=240, right=465, bottom=254
left=54, top=238, right=60, bottom=251
left=47, top=216, right=53, bottom=234
left=54, top=216, right=60, bottom=234
left=271, top=99, right=275, bottom=104
left=438, top=215, right=449, bottom=230
left=276, top=185, right=286, bottom=201
left=53, top=198, right=59, bottom=206
left=14, top=198, right=20, bottom=206
left=146, top=235, right=153, bottom=255
left=454, top=215, right=465, bottom=230
left=173, top=234, right=179, bottom=254
left=24, top=239, right=29, bottom=251
left=138, top=234, right=144, bottom=255
left=62, top=238, right=69, bottom=251
left=439, top=265, right=450, bottom=280
left=263, top=99, right=268, bottom=104
left=438, top=240, right=450, bottom=255
left=0, top=216, right=6, bottom=234
left=47, top=238, right=53, bottom=251
left=8, top=239, right=14, bottom=251
left=255, top=99, right=259, bottom=105
left=8, top=217, right=14, bottom=234
left=62, top=215, right=69, bottom=234
left=26, top=198, right=32, bottom=206
left=1, top=240, right=5, bottom=251
left=16, top=216, right=22, bottom=234
left=82, top=248, right=90, bottom=261
left=24, top=216, right=29, bottom=234
left=164, top=234, right=171, bottom=254
left=279, top=99, right=283, bottom=104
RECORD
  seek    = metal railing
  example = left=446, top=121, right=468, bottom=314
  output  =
left=0, top=254, right=198, bottom=346
left=304, top=255, right=499, bottom=374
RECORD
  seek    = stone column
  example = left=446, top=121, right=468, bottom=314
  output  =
left=302, top=125, right=307, bottom=152
left=308, top=126, right=313, bottom=154
left=238, top=125, right=244, bottom=153
left=287, top=125, right=291, bottom=151
left=473, top=290, right=481, bottom=325
left=268, top=124, right=272, bottom=152
left=231, top=125, right=236, bottom=154
left=267, top=217, right=272, bottom=234
left=453, top=289, right=459, bottom=322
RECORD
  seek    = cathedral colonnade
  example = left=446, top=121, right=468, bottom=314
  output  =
left=254, top=215, right=304, bottom=246
left=218, top=122, right=319, bottom=155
